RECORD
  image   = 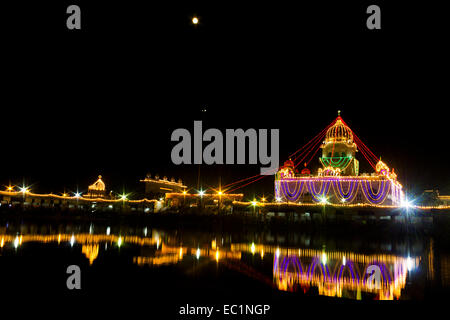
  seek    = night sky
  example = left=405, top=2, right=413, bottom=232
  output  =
left=1, top=1, right=449, bottom=199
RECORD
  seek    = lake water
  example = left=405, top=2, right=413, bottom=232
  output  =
left=0, top=220, right=449, bottom=315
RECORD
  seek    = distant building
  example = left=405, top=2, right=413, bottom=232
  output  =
left=85, top=175, right=106, bottom=199
left=140, top=173, right=187, bottom=198
left=420, top=190, right=450, bottom=206
left=165, top=192, right=243, bottom=209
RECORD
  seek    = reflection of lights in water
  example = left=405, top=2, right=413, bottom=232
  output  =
left=156, top=238, right=160, bottom=249
left=106, top=227, right=110, bottom=235
left=407, top=256, right=413, bottom=271
left=118, top=236, right=123, bottom=248
left=70, top=235, right=75, bottom=247
left=14, top=236, right=20, bottom=248
left=343, top=256, right=346, bottom=266
left=179, top=247, right=183, bottom=259
left=144, top=227, right=147, bottom=237
left=0, top=237, right=4, bottom=248
left=58, top=234, right=61, bottom=244
left=251, top=242, right=255, bottom=254
left=215, top=250, right=219, bottom=262
left=196, top=248, right=200, bottom=259
left=321, top=252, right=327, bottom=265
left=89, top=224, right=93, bottom=234
left=261, top=250, right=264, bottom=259
left=276, top=248, right=280, bottom=257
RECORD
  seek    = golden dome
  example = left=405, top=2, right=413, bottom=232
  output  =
left=325, top=117, right=353, bottom=143
left=88, top=175, right=105, bottom=191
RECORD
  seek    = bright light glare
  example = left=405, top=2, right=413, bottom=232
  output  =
left=196, top=248, right=200, bottom=259
left=251, top=242, right=256, bottom=254
left=14, top=236, right=20, bottom=248
left=401, top=198, right=414, bottom=209
left=407, top=256, right=413, bottom=271
left=192, top=17, right=199, bottom=24
left=19, top=186, right=29, bottom=193
left=321, top=252, right=327, bottom=264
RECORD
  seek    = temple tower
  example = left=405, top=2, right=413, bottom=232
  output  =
left=319, top=112, right=359, bottom=176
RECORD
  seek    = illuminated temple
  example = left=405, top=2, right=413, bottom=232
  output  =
left=275, top=115, right=404, bottom=206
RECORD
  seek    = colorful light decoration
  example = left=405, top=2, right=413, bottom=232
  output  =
left=276, top=177, right=402, bottom=206
left=275, top=114, right=405, bottom=207
left=320, top=156, right=352, bottom=171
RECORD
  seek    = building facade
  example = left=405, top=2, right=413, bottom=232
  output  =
left=275, top=115, right=404, bottom=206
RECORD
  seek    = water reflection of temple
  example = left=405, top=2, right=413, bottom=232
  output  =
left=0, top=230, right=447, bottom=300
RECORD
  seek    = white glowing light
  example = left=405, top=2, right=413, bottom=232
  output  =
left=401, top=198, right=414, bottom=209
left=19, top=186, right=29, bottom=193
left=251, top=242, right=256, bottom=254
left=118, top=236, right=123, bottom=247
left=321, top=252, right=327, bottom=264
left=343, top=256, right=346, bottom=266
left=192, top=17, right=199, bottom=24
left=406, top=256, right=413, bottom=271
left=14, top=236, right=20, bottom=248
left=106, top=227, right=110, bottom=235
left=196, top=248, right=200, bottom=259
left=70, top=234, right=75, bottom=247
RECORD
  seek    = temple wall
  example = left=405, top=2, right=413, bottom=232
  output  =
left=275, top=178, right=403, bottom=206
